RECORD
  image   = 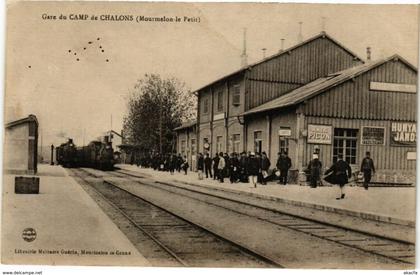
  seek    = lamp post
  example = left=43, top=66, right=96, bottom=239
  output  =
left=50, top=144, right=54, bottom=165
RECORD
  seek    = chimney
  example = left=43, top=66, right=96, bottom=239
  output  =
left=366, top=47, right=371, bottom=61
left=240, top=28, right=248, bottom=67
left=298, top=22, right=303, bottom=43
left=261, top=48, right=267, bottom=59
left=321, top=17, right=327, bottom=32
left=279, top=38, right=285, bottom=52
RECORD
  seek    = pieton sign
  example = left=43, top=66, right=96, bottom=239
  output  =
left=307, top=124, right=332, bottom=144
left=390, top=122, right=416, bottom=146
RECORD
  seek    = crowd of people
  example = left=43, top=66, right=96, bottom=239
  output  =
left=130, top=150, right=375, bottom=200
left=195, top=151, right=285, bottom=188
left=133, top=150, right=294, bottom=188
left=131, top=153, right=190, bottom=175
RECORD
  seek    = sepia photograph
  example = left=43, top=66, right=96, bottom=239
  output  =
left=2, top=0, right=418, bottom=272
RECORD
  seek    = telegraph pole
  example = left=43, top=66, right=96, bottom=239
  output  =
left=159, top=99, right=163, bottom=154
left=50, top=144, right=54, bottom=165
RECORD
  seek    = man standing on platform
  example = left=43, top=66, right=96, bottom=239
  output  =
left=247, top=152, right=260, bottom=188
left=239, top=151, right=248, bottom=182
left=197, top=153, right=204, bottom=180
left=260, top=152, right=271, bottom=185
left=361, top=151, right=375, bottom=190
left=307, top=154, right=322, bottom=188
left=204, top=153, right=212, bottom=178
left=276, top=151, right=292, bottom=185
left=212, top=153, right=219, bottom=181
left=218, top=152, right=226, bottom=183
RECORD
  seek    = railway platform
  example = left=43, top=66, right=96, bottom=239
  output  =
left=2, top=164, right=150, bottom=266
left=118, top=164, right=415, bottom=226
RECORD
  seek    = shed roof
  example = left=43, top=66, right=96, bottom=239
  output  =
left=5, top=114, right=38, bottom=129
left=173, top=120, right=197, bottom=131
left=242, top=54, right=417, bottom=116
left=194, top=32, right=364, bottom=94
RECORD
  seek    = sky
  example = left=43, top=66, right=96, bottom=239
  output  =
left=5, top=2, right=419, bottom=147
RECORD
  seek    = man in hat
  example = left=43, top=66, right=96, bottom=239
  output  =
left=229, top=152, right=239, bottom=183
left=197, top=153, right=204, bottom=180
left=324, top=154, right=352, bottom=199
left=204, top=153, right=212, bottom=178
left=239, top=151, right=248, bottom=182
left=260, top=152, right=271, bottom=185
left=212, top=153, right=220, bottom=181
left=360, top=151, right=375, bottom=190
left=247, top=152, right=260, bottom=188
left=276, top=151, right=292, bottom=185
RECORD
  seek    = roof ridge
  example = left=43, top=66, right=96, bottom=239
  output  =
left=194, top=32, right=364, bottom=93
left=242, top=53, right=416, bottom=116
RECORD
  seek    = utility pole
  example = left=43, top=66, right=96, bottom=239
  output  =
left=159, top=98, right=163, bottom=155
left=83, top=128, right=85, bottom=146
left=40, top=127, right=43, bottom=162
left=321, top=17, right=327, bottom=32
left=50, top=144, right=54, bottom=165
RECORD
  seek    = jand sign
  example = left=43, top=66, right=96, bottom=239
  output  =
left=390, top=122, right=416, bottom=146
left=307, top=124, right=332, bottom=144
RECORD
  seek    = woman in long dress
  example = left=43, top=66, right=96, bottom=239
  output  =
left=324, top=154, right=352, bottom=200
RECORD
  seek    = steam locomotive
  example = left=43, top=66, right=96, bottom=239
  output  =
left=56, top=138, right=114, bottom=170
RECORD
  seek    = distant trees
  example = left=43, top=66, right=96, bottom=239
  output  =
left=123, top=74, right=196, bottom=154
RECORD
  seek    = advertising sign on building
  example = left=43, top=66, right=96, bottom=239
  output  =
left=361, top=126, right=385, bottom=145
left=278, top=127, right=292, bottom=137
left=307, top=124, right=332, bottom=144
left=390, top=122, right=416, bottom=146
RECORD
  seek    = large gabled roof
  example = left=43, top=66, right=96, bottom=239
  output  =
left=242, top=54, right=417, bottom=116
left=194, top=32, right=364, bottom=94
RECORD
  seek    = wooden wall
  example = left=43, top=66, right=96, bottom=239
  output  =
left=302, top=59, right=417, bottom=121
left=245, top=35, right=363, bottom=110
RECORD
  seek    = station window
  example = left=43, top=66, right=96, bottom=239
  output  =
left=279, top=137, right=289, bottom=155
left=254, top=131, right=262, bottom=154
left=203, top=98, right=209, bottom=114
left=216, top=136, right=223, bottom=153
left=232, top=134, right=240, bottom=153
left=217, top=91, right=224, bottom=112
left=191, top=139, right=196, bottom=156
left=181, top=140, right=186, bottom=156
left=232, top=85, right=240, bottom=106
left=333, top=128, right=358, bottom=164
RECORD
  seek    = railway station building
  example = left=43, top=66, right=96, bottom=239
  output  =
left=242, top=54, right=417, bottom=184
left=195, top=32, right=363, bottom=159
left=175, top=32, right=416, bottom=182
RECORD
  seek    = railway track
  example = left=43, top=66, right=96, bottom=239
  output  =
left=98, top=168, right=416, bottom=267
left=70, top=168, right=282, bottom=268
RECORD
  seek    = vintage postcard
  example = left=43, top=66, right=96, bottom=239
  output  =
left=2, top=0, right=418, bottom=270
